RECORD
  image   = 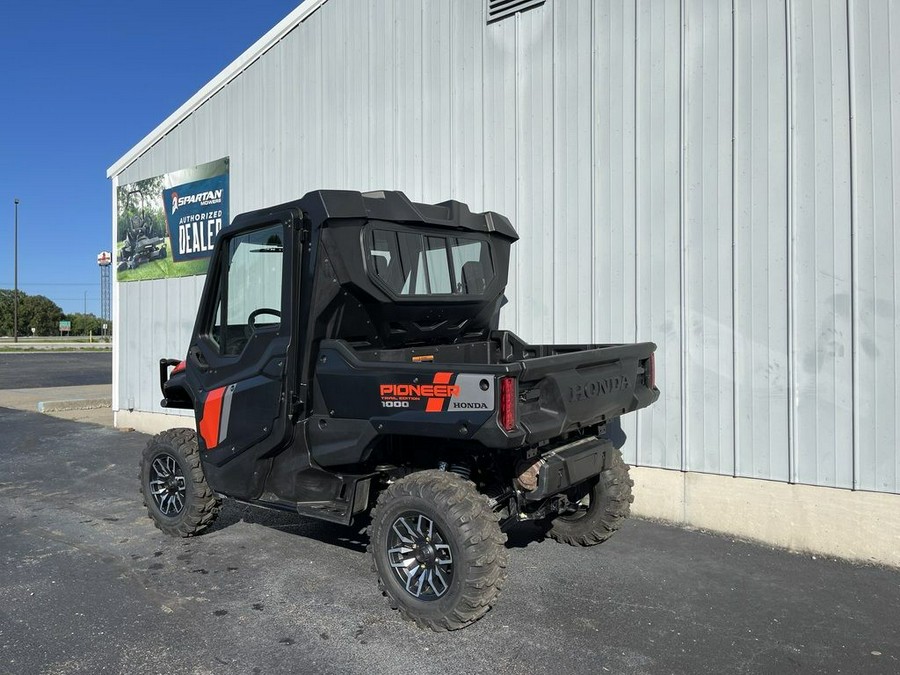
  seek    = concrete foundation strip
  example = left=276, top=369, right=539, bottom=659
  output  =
left=37, top=398, right=112, bottom=413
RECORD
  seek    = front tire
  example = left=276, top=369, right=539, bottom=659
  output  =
left=139, top=428, right=220, bottom=537
left=368, top=470, right=508, bottom=631
left=546, top=448, right=634, bottom=546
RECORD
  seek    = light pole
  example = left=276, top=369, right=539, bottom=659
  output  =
left=13, top=198, right=19, bottom=343
left=83, top=290, right=87, bottom=315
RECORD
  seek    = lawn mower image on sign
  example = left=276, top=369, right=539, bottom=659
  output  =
left=117, top=188, right=167, bottom=271
left=141, top=190, right=659, bottom=631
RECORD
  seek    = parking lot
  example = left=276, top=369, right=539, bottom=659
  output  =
left=0, top=352, right=111, bottom=389
left=1, top=353, right=899, bottom=674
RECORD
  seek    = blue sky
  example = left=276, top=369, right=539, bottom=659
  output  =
left=0, top=0, right=301, bottom=315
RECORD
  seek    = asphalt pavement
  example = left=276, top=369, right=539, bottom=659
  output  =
left=1, top=407, right=898, bottom=674
left=0, top=352, right=112, bottom=389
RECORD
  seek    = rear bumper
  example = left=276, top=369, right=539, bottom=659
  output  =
left=525, top=435, right=613, bottom=501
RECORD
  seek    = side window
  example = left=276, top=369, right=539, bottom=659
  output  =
left=368, top=229, right=493, bottom=296
left=210, top=223, right=284, bottom=355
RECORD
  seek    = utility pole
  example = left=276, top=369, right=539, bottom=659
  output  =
left=13, top=198, right=19, bottom=343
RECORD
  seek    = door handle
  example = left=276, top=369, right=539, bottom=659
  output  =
left=188, top=346, right=209, bottom=370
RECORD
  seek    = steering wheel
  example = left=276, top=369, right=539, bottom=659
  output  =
left=248, top=307, right=282, bottom=329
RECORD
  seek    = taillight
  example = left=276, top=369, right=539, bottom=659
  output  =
left=499, top=377, right=517, bottom=431
left=647, top=353, right=656, bottom=390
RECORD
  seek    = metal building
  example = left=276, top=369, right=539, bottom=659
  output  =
left=108, top=0, right=900, bottom=565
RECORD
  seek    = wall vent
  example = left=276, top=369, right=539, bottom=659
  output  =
left=486, top=0, right=546, bottom=24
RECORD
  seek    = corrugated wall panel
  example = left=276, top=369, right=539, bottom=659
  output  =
left=733, top=0, right=790, bottom=481
left=484, top=7, right=520, bottom=332
left=683, top=0, right=735, bottom=474
left=514, top=4, right=555, bottom=344
left=111, top=0, right=900, bottom=495
left=393, top=0, right=425, bottom=199
left=117, top=277, right=200, bottom=418
left=635, top=0, right=684, bottom=469
left=552, top=0, right=594, bottom=342
left=297, top=9, right=324, bottom=196
left=849, top=0, right=900, bottom=493
left=320, top=0, right=352, bottom=189
left=593, top=0, right=637, bottom=344
left=790, top=0, right=854, bottom=488
left=450, top=0, right=486, bottom=208
left=189, top=103, right=211, bottom=167
left=420, top=0, right=453, bottom=203
left=338, top=0, right=372, bottom=191
left=229, top=61, right=254, bottom=209
left=260, top=38, right=282, bottom=204
left=279, top=23, right=302, bottom=201
left=593, top=0, right=638, bottom=462
left=365, top=1, right=390, bottom=190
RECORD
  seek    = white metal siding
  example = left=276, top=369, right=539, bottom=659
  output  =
left=683, top=0, right=735, bottom=475
left=594, top=1, right=639, bottom=462
left=849, top=0, right=900, bottom=492
left=733, top=0, right=790, bottom=482
left=635, top=0, right=684, bottom=470
left=113, top=0, right=900, bottom=495
left=791, top=0, right=854, bottom=489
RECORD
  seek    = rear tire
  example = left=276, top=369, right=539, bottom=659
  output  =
left=139, top=428, right=220, bottom=537
left=368, top=470, right=508, bottom=631
left=546, top=448, right=634, bottom=546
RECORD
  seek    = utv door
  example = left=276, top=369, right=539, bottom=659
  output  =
left=185, top=208, right=300, bottom=499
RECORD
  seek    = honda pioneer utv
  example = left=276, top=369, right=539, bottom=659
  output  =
left=141, top=190, right=659, bottom=631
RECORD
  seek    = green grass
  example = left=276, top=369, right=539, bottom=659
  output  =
left=116, top=242, right=209, bottom=282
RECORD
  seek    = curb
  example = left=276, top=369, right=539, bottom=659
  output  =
left=37, top=398, right=112, bottom=413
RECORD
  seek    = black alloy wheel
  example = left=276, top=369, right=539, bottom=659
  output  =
left=387, top=512, right=454, bottom=600
left=148, top=452, right=187, bottom=516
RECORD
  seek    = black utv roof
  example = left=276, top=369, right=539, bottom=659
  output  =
left=224, top=189, right=519, bottom=349
left=298, top=190, right=519, bottom=241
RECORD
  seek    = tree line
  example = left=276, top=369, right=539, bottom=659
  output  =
left=0, top=289, right=109, bottom=337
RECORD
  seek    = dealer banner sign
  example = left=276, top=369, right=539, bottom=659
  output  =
left=115, top=157, right=229, bottom=282
left=163, top=168, right=228, bottom=263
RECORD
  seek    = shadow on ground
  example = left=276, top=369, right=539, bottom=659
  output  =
left=208, top=498, right=549, bottom=554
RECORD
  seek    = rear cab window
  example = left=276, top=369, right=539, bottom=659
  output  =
left=367, top=228, right=494, bottom=297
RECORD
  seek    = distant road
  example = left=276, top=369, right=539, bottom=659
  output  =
left=0, top=343, right=110, bottom=350
left=0, top=337, right=110, bottom=351
left=0, top=352, right=111, bottom=389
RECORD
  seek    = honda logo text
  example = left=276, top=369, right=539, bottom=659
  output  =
left=569, top=375, right=629, bottom=402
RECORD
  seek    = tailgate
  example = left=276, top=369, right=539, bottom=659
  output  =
left=516, top=342, right=658, bottom=443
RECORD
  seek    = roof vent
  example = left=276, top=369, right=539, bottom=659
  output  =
left=486, top=0, right=546, bottom=24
